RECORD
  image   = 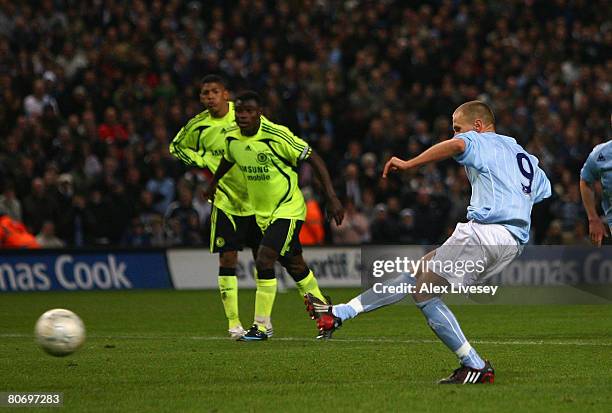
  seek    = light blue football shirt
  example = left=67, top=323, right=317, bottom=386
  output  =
left=453, top=131, right=552, bottom=244
left=580, top=140, right=612, bottom=226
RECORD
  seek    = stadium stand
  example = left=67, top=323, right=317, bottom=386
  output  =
left=0, top=0, right=609, bottom=247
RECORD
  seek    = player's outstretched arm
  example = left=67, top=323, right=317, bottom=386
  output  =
left=579, top=179, right=609, bottom=247
left=306, top=150, right=344, bottom=225
left=204, top=158, right=235, bottom=201
left=383, top=138, right=466, bottom=178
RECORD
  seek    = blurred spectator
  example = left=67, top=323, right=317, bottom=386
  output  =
left=36, top=221, right=65, bottom=248
left=295, top=95, right=318, bottom=141
left=570, top=221, right=591, bottom=246
left=165, top=217, right=184, bottom=246
left=361, top=152, right=379, bottom=189
left=398, top=208, right=417, bottom=244
left=363, top=118, right=387, bottom=154
left=146, top=166, right=175, bottom=215
left=192, top=184, right=212, bottom=228
left=108, top=183, right=134, bottom=243
left=164, top=186, right=201, bottom=246
left=183, top=214, right=204, bottom=246
left=0, top=184, right=22, bottom=221
left=23, top=79, right=58, bottom=118
left=299, top=187, right=325, bottom=245
left=149, top=215, right=166, bottom=247
left=342, top=163, right=363, bottom=208
left=551, top=185, right=585, bottom=232
left=330, top=198, right=370, bottom=244
left=412, top=188, right=450, bottom=244
left=98, top=107, right=128, bottom=145
left=361, top=188, right=377, bottom=223
left=56, top=42, right=88, bottom=80
left=82, top=142, right=103, bottom=180
left=137, top=190, right=163, bottom=229
left=86, top=189, right=112, bottom=245
left=62, top=194, right=91, bottom=247
left=343, top=141, right=363, bottom=169
left=55, top=173, right=74, bottom=204
left=371, top=203, right=401, bottom=243
left=22, top=178, right=58, bottom=235
left=316, top=135, right=338, bottom=172
left=123, top=218, right=152, bottom=247
left=543, top=220, right=564, bottom=244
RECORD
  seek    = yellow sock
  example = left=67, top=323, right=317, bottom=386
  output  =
left=296, top=270, right=327, bottom=303
left=254, top=278, right=277, bottom=332
left=218, top=275, right=240, bottom=329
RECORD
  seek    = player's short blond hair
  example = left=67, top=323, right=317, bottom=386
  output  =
left=455, top=101, right=495, bottom=126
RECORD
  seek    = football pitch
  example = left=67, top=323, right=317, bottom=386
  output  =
left=1, top=288, right=611, bottom=412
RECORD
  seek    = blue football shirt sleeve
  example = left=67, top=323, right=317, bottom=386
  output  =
left=453, top=132, right=479, bottom=167
left=580, top=150, right=599, bottom=183
left=533, top=165, right=552, bottom=204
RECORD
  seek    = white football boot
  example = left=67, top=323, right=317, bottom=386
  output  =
left=228, top=325, right=246, bottom=339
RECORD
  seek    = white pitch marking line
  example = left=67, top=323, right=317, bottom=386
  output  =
left=2, top=333, right=611, bottom=347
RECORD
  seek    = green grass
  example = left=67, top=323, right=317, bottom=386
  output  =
left=1, top=288, right=611, bottom=412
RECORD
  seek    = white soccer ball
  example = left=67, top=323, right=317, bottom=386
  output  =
left=35, top=309, right=86, bottom=357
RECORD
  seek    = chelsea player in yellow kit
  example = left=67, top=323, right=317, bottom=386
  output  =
left=170, top=75, right=264, bottom=339
left=208, top=91, right=345, bottom=340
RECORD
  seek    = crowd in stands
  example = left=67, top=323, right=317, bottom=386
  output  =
left=0, top=0, right=609, bottom=248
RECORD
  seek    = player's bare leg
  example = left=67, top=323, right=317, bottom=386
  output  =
left=281, top=254, right=329, bottom=304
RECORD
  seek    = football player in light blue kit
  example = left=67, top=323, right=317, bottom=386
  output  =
left=305, top=101, right=552, bottom=384
left=580, top=137, right=612, bottom=247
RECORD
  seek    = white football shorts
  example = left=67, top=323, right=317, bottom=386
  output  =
left=429, top=220, right=521, bottom=287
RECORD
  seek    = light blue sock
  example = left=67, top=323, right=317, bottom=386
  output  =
left=332, top=303, right=358, bottom=321
left=332, top=273, right=415, bottom=321
left=416, top=297, right=485, bottom=369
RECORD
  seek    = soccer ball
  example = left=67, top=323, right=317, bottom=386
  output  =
left=35, top=309, right=86, bottom=357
